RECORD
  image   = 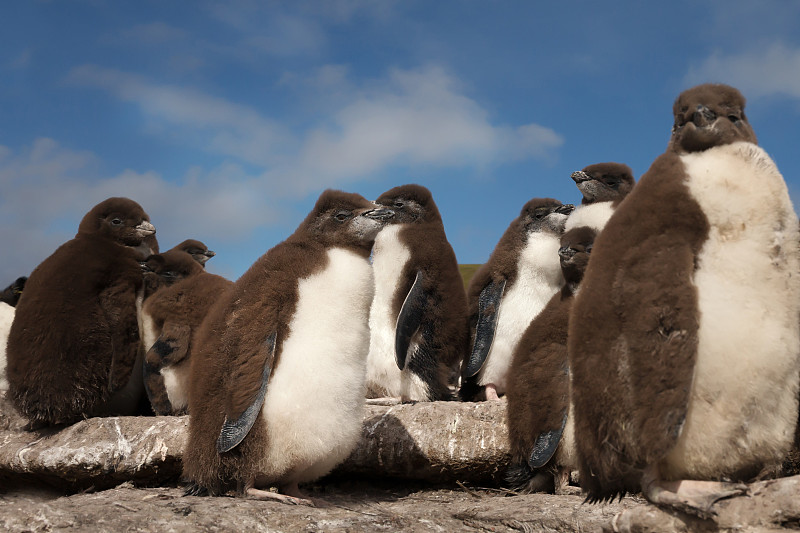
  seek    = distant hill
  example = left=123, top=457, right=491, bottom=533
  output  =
left=458, top=264, right=481, bottom=289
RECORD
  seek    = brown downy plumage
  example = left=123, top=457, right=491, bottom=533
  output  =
left=569, top=84, right=799, bottom=516
left=7, top=197, right=156, bottom=426
left=141, top=249, right=233, bottom=415
left=367, top=184, right=469, bottom=402
left=505, top=225, right=595, bottom=493
left=460, top=198, right=573, bottom=401
left=183, top=190, right=394, bottom=502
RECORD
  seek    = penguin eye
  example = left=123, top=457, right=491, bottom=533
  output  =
left=334, top=210, right=352, bottom=222
left=111, top=218, right=123, bottom=226
left=393, top=201, right=404, bottom=209
left=727, top=114, right=741, bottom=123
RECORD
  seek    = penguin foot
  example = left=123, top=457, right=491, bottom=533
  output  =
left=246, top=487, right=315, bottom=507
left=484, top=384, right=501, bottom=401
left=183, top=483, right=209, bottom=497
left=644, top=478, right=748, bottom=520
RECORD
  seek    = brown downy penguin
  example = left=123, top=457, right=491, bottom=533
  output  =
left=459, top=199, right=573, bottom=402
left=565, top=162, right=634, bottom=234
left=168, top=239, right=215, bottom=266
left=505, top=225, right=595, bottom=493
left=183, top=190, right=393, bottom=505
left=6, top=197, right=156, bottom=426
left=140, top=249, right=233, bottom=415
left=568, top=83, right=800, bottom=517
left=366, top=184, right=469, bottom=402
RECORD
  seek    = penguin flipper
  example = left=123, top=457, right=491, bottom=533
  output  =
left=529, top=408, right=568, bottom=469
left=395, top=270, right=426, bottom=370
left=463, top=278, right=506, bottom=378
left=143, top=323, right=191, bottom=415
left=217, top=331, right=276, bottom=453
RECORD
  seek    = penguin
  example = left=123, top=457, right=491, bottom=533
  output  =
left=505, top=225, right=595, bottom=493
left=183, top=189, right=394, bottom=504
left=168, top=239, right=215, bottom=266
left=565, top=162, right=635, bottom=234
left=459, top=199, right=574, bottom=401
left=6, top=197, right=156, bottom=426
left=568, top=83, right=800, bottom=517
left=140, top=249, right=233, bottom=415
left=0, top=277, right=26, bottom=391
left=0, top=277, right=27, bottom=307
left=366, top=184, right=469, bottom=402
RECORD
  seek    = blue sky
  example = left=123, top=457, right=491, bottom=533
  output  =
left=2, top=1, right=800, bottom=283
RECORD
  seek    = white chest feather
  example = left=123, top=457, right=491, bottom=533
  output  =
left=259, top=247, right=374, bottom=482
left=664, top=142, right=800, bottom=478
left=479, top=233, right=564, bottom=392
left=367, top=225, right=412, bottom=396
left=0, top=303, right=15, bottom=391
left=564, top=202, right=615, bottom=234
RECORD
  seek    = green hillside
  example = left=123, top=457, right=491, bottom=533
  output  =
left=458, top=264, right=481, bottom=289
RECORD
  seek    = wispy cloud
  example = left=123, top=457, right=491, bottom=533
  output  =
left=685, top=43, right=800, bottom=100
left=65, top=63, right=563, bottom=197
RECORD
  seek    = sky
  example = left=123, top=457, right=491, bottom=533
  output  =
left=2, top=1, right=800, bottom=283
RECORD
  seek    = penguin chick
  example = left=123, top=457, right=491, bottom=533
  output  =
left=0, top=277, right=27, bottom=307
left=565, top=162, right=634, bottom=235
left=7, top=197, right=156, bottom=426
left=183, top=190, right=393, bottom=505
left=569, top=84, right=800, bottom=518
left=168, top=239, right=216, bottom=266
left=366, top=184, right=469, bottom=402
left=141, top=250, right=233, bottom=415
left=505, top=225, right=595, bottom=493
left=460, top=199, right=574, bottom=401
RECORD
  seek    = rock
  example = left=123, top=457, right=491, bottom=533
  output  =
left=0, top=394, right=508, bottom=490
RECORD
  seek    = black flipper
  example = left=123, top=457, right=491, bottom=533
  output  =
left=463, top=278, right=506, bottom=378
left=217, top=332, right=276, bottom=453
left=394, top=271, right=426, bottom=370
left=529, top=407, right=568, bottom=469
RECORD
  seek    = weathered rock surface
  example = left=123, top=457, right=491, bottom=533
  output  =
left=3, top=393, right=800, bottom=532
left=0, top=396, right=509, bottom=489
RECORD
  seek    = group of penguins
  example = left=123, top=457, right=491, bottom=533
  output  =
left=1, top=83, right=799, bottom=516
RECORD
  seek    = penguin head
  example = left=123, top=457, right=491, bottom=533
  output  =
left=141, top=250, right=203, bottom=297
left=0, top=276, right=27, bottom=307
left=670, top=83, right=757, bottom=153
left=303, top=189, right=395, bottom=253
left=171, top=239, right=215, bottom=266
left=78, top=197, right=156, bottom=247
left=558, top=226, right=596, bottom=285
left=519, top=198, right=573, bottom=235
left=375, top=184, right=442, bottom=224
left=570, top=162, right=635, bottom=204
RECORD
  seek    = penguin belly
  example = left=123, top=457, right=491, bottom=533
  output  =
left=478, top=234, right=564, bottom=393
left=366, top=225, right=411, bottom=397
left=0, top=302, right=14, bottom=391
left=162, top=361, right=191, bottom=412
left=257, top=248, right=373, bottom=483
left=663, top=142, right=800, bottom=479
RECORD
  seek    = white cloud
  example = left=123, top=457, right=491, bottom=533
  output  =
left=65, top=65, right=294, bottom=166
left=685, top=43, right=800, bottom=100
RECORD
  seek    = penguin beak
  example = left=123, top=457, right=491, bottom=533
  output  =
left=140, top=261, right=154, bottom=273
left=692, top=104, right=717, bottom=127
left=204, top=250, right=216, bottom=259
left=136, top=221, right=156, bottom=237
left=361, top=208, right=395, bottom=221
left=556, top=204, right=575, bottom=215
left=558, top=246, right=576, bottom=260
left=571, top=171, right=591, bottom=184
